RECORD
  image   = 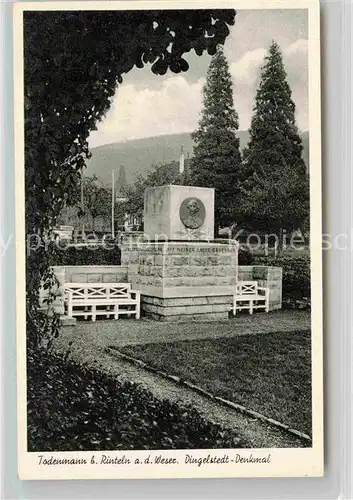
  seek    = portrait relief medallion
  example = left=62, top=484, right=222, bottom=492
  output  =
left=179, top=197, right=206, bottom=229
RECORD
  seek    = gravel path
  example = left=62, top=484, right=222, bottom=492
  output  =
left=57, top=310, right=311, bottom=349
left=54, top=311, right=311, bottom=449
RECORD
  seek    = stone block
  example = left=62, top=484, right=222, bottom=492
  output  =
left=268, top=282, right=282, bottom=291
left=212, top=303, right=232, bottom=313
left=269, top=289, right=282, bottom=300
left=189, top=277, right=214, bottom=287
left=144, top=255, right=155, bottom=266
left=190, top=312, right=229, bottom=322
left=145, top=276, right=163, bottom=287
left=188, top=255, right=208, bottom=266
left=144, top=264, right=152, bottom=276
left=164, top=297, right=194, bottom=307
left=141, top=303, right=160, bottom=314
left=268, top=267, right=283, bottom=278
left=87, top=274, right=102, bottom=283
left=212, top=266, right=229, bottom=277
left=199, top=266, right=213, bottom=276
left=127, top=264, right=138, bottom=283
left=181, top=266, right=193, bottom=277
left=148, top=312, right=163, bottom=321
left=212, top=277, right=233, bottom=286
left=121, top=251, right=140, bottom=265
left=138, top=254, right=149, bottom=265
left=206, top=295, right=233, bottom=306
left=163, top=306, right=189, bottom=316
left=60, top=316, right=77, bottom=327
left=164, top=266, right=184, bottom=278
left=141, top=295, right=154, bottom=305
left=116, top=268, right=129, bottom=281
left=207, top=255, right=222, bottom=265
left=141, top=296, right=165, bottom=307
left=71, top=273, right=87, bottom=282
left=164, top=277, right=185, bottom=288
left=155, top=266, right=164, bottom=278
left=191, top=296, right=209, bottom=306
left=217, top=255, right=231, bottom=265
left=103, top=273, right=118, bottom=283
left=169, top=255, right=190, bottom=266
left=150, top=312, right=228, bottom=322
left=154, top=255, right=164, bottom=266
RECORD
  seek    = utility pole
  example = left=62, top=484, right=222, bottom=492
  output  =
left=111, top=169, right=115, bottom=238
left=179, top=145, right=185, bottom=174
left=81, top=168, right=85, bottom=237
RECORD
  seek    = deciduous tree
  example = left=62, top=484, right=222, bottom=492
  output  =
left=81, top=175, right=111, bottom=231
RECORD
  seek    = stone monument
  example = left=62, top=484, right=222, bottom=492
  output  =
left=143, top=185, right=214, bottom=241
left=47, top=184, right=282, bottom=325
left=123, top=185, right=238, bottom=321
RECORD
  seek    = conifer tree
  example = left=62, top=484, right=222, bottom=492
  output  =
left=190, top=45, right=242, bottom=233
left=239, top=41, right=309, bottom=238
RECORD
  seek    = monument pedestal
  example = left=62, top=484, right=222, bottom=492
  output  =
left=132, top=241, right=238, bottom=321
left=141, top=295, right=235, bottom=322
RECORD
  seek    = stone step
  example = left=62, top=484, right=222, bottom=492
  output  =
left=60, top=315, right=77, bottom=327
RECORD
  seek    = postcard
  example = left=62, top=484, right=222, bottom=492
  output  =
left=14, top=0, right=323, bottom=479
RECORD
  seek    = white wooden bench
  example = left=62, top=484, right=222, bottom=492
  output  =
left=233, top=281, right=269, bottom=316
left=64, top=283, right=140, bottom=322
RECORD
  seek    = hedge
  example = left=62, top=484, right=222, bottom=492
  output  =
left=238, top=246, right=253, bottom=265
left=27, top=348, right=250, bottom=451
left=252, top=254, right=310, bottom=304
left=51, top=245, right=121, bottom=267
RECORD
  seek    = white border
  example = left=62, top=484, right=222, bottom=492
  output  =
left=14, top=0, right=323, bottom=480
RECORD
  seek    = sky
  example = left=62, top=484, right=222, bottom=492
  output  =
left=88, top=9, right=308, bottom=148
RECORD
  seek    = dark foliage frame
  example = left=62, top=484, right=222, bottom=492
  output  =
left=23, top=9, right=236, bottom=349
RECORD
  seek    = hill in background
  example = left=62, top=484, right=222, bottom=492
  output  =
left=86, top=131, right=309, bottom=186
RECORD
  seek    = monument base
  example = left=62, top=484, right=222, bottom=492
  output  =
left=128, top=240, right=238, bottom=322
left=141, top=294, right=233, bottom=322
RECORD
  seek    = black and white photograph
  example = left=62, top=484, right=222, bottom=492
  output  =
left=14, top=0, right=323, bottom=479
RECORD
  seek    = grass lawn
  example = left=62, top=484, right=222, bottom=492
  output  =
left=120, top=330, right=312, bottom=435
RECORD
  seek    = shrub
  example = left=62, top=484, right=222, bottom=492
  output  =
left=27, top=348, right=250, bottom=451
left=51, top=244, right=121, bottom=266
left=252, top=254, right=310, bottom=304
left=238, top=246, right=253, bottom=265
